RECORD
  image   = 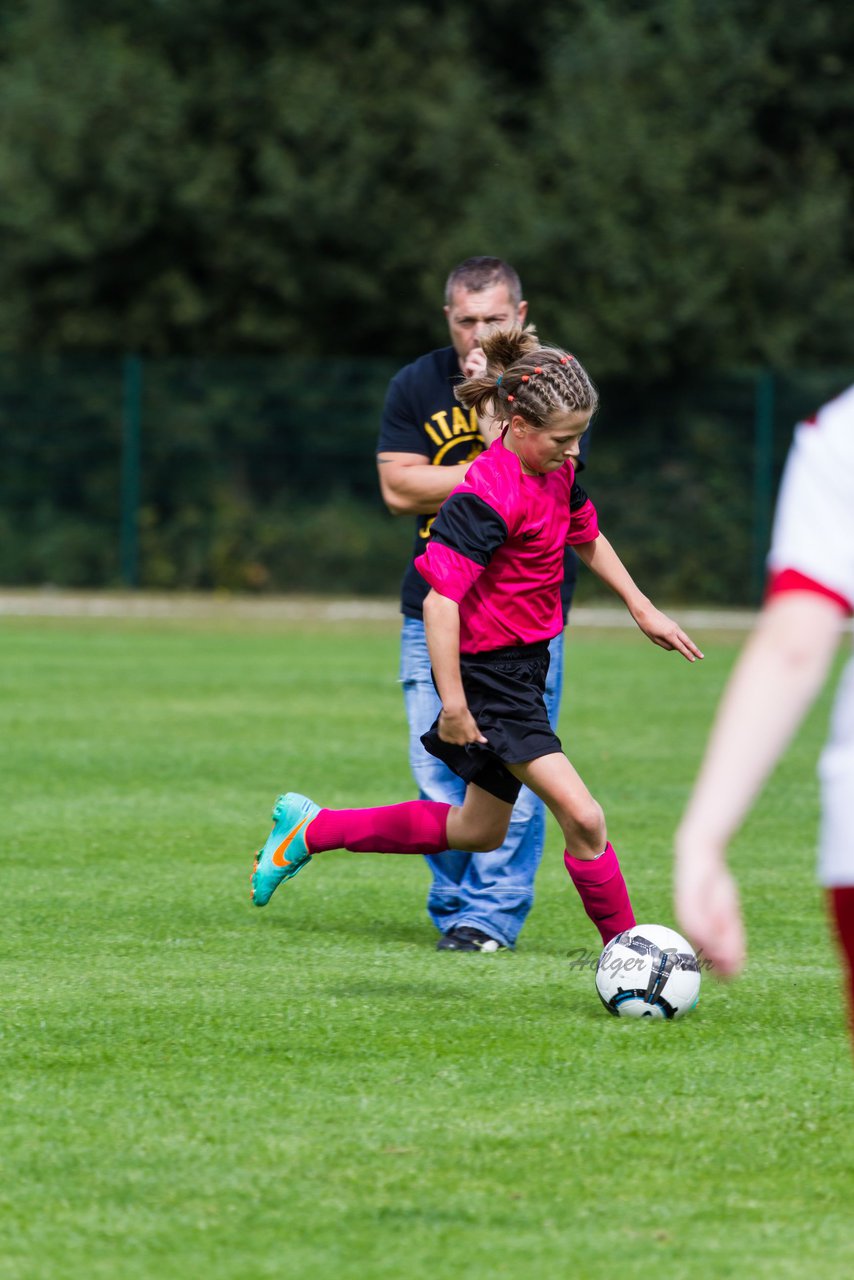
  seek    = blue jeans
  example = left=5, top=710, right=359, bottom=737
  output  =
left=399, top=616, right=565, bottom=948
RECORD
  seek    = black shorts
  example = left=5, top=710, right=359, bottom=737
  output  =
left=420, top=640, right=563, bottom=804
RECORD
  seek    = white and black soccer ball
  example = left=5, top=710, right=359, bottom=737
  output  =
left=596, top=924, right=701, bottom=1020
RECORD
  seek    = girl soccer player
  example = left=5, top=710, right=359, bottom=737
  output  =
left=251, top=328, right=703, bottom=946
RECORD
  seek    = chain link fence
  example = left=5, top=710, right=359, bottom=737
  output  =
left=1, top=356, right=851, bottom=602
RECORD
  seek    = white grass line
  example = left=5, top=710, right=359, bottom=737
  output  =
left=570, top=606, right=763, bottom=631
left=0, top=589, right=398, bottom=622
left=0, top=588, right=765, bottom=629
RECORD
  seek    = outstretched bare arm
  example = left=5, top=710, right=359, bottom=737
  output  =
left=575, top=533, right=704, bottom=662
left=422, top=589, right=488, bottom=746
left=674, top=592, right=844, bottom=975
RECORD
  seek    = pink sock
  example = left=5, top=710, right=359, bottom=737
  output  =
left=564, top=843, right=636, bottom=945
left=306, top=800, right=451, bottom=855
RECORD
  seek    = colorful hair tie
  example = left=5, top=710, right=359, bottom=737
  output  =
left=507, top=395, right=515, bottom=402
left=521, top=374, right=530, bottom=383
left=496, top=374, right=503, bottom=387
left=534, top=366, right=543, bottom=375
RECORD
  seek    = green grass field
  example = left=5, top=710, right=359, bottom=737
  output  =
left=1, top=607, right=852, bottom=1280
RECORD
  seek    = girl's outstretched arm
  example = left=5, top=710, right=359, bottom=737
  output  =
left=422, top=589, right=488, bottom=745
left=674, top=592, right=844, bottom=975
left=575, top=533, right=704, bottom=662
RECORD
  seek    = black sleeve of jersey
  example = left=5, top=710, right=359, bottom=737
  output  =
left=429, top=493, right=509, bottom=567
left=570, top=480, right=590, bottom=512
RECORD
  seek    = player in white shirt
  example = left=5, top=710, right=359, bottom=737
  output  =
left=674, top=384, right=854, bottom=1050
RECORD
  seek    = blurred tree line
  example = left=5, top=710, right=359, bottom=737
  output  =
left=1, top=0, right=852, bottom=376
left=1, top=1, right=852, bottom=600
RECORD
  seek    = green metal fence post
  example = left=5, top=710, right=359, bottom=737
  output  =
left=120, top=353, right=142, bottom=588
left=752, top=369, right=775, bottom=604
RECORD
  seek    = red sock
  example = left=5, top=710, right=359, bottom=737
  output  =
left=564, top=843, right=636, bottom=945
left=828, top=887, right=854, bottom=1050
left=306, top=800, right=451, bottom=855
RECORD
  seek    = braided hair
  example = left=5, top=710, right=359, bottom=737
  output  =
left=455, top=325, right=598, bottom=427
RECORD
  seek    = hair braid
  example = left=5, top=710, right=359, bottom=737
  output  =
left=455, top=326, right=598, bottom=427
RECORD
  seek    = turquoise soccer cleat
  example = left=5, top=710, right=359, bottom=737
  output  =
left=250, top=792, right=320, bottom=907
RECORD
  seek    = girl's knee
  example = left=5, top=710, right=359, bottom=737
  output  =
left=446, top=803, right=510, bottom=853
left=457, top=816, right=509, bottom=852
left=459, top=826, right=507, bottom=853
left=565, top=797, right=607, bottom=849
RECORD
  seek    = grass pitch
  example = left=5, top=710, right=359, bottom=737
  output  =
left=0, top=607, right=852, bottom=1280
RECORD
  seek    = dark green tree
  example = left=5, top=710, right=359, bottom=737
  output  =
left=0, top=0, right=851, bottom=369
left=0, top=1, right=507, bottom=355
left=505, top=0, right=854, bottom=374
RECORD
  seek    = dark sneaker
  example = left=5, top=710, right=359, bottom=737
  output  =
left=436, top=926, right=506, bottom=953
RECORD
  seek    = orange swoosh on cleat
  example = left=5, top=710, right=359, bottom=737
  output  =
left=271, top=817, right=311, bottom=867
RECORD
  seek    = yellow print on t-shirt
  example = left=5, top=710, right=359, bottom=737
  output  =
left=423, top=405, right=481, bottom=453
left=418, top=408, right=483, bottom=539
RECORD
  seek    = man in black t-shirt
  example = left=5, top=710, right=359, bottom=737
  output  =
left=377, top=257, right=581, bottom=952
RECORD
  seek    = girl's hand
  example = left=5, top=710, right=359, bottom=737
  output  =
left=635, top=604, right=704, bottom=662
left=438, top=706, right=488, bottom=746
left=674, top=843, right=746, bottom=978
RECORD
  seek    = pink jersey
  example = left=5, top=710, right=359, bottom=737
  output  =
left=414, top=435, right=599, bottom=652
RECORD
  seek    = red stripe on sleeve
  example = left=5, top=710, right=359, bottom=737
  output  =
left=765, top=568, right=852, bottom=615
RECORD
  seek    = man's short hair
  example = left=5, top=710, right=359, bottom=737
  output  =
left=444, top=257, right=523, bottom=309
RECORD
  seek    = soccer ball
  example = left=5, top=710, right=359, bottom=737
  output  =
left=595, top=923, right=701, bottom=1020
